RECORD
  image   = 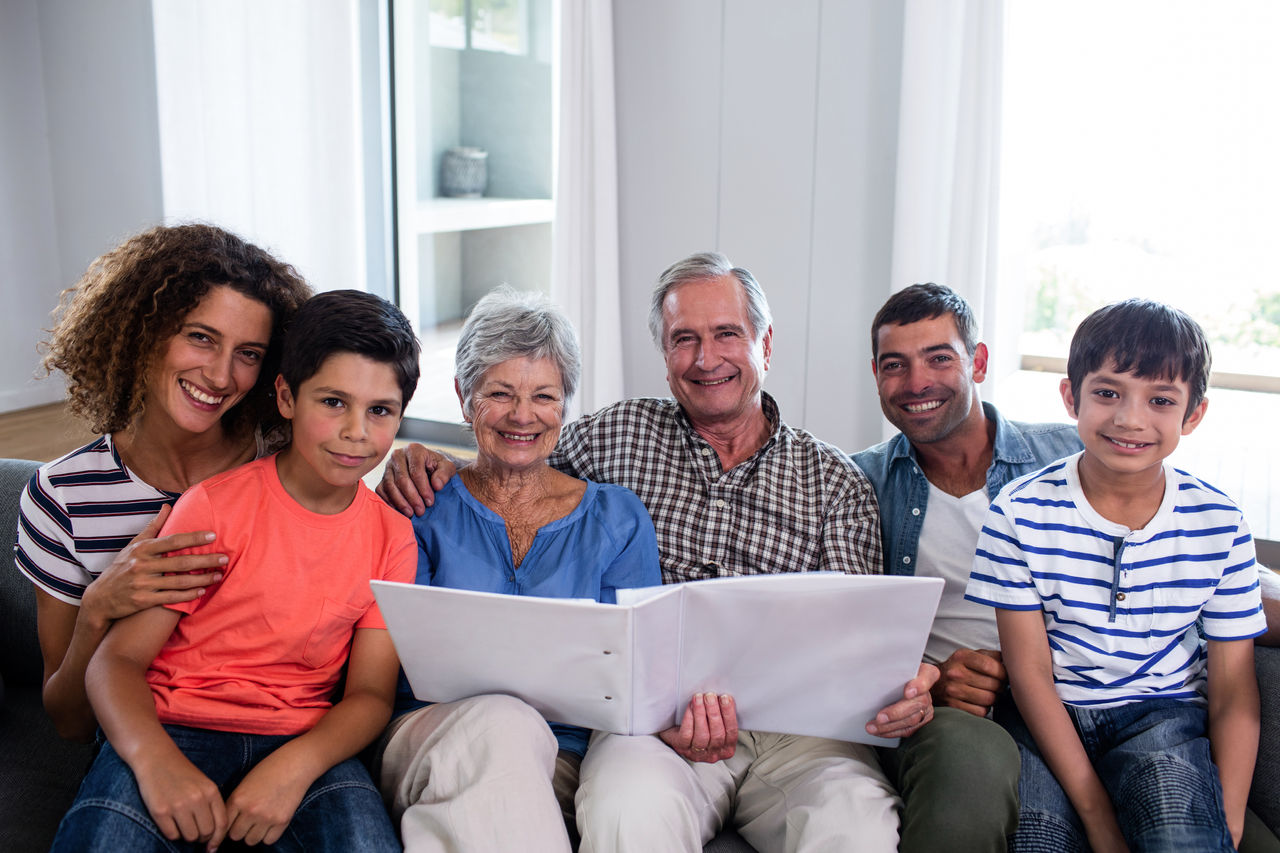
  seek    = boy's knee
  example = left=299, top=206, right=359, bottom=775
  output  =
left=1118, top=751, right=1226, bottom=831
left=1009, top=808, right=1086, bottom=853
left=53, top=800, right=172, bottom=853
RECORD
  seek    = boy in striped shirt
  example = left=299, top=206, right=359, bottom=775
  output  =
left=966, top=299, right=1265, bottom=852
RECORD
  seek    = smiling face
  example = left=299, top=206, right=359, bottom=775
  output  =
left=660, top=274, right=772, bottom=431
left=1060, top=362, right=1206, bottom=485
left=464, top=355, right=566, bottom=475
left=873, top=314, right=987, bottom=446
left=275, top=352, right=404, bottom=513
left=144, top=285, right=274, bottom=438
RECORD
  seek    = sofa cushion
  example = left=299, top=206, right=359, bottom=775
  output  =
left=1, top=459, right=43, bottom=689
left=1253, top=646, right=1280, bottom=834
left=0, top=686, right=94, bottom=852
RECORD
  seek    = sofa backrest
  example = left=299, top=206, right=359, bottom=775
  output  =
left=1, top=458, right=45, bottom=688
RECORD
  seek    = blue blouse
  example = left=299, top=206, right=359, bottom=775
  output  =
left=393, top=474, right=661, bottom=756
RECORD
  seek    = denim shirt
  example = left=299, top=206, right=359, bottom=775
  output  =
left=851, top=402, right=1082, bottom=576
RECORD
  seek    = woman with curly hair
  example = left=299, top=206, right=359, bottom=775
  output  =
left=15, top=223, right=312, bottom=742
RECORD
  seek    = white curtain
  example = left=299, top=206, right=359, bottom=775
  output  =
left=552, top=0, right=625, bottom=418
left=151, top=0, right=370, bottom=295
left=888, top=0, right=1008, bottom=413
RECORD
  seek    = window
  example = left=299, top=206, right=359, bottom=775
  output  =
left=390, top=0, right=555, bottom=431
left=996, top=0, right=1280, bottom=538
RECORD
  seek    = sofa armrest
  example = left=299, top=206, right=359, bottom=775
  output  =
left=1253, top=645, right=1280, bottom=835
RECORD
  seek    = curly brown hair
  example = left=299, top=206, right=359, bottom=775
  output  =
left=44, top=223, right=313, bottom=438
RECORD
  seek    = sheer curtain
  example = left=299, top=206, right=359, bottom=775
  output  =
left=151, top=0, right=371, bottom=295
left=888, top=0, right=1009, bottom=410
left=552, top=0, right=625, bottom=418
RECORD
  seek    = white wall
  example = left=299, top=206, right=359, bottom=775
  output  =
left=0, top=0, right=63, bottom=411
left=613, top=0, right=905, bottom=453
left=0, top=0, right=164, bottom=413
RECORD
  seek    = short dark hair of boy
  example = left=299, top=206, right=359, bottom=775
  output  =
left=871, top=283, right=979, bottom=359
left=280, top=290, right=421, bottom=406
left=1066, top=298, right=1211, bottom=421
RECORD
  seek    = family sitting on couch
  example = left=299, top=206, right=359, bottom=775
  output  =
left=11, top=223, right=1280, bottom=852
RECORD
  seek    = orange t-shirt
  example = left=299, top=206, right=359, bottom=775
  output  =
left=146, top=455, right=415, bottom=735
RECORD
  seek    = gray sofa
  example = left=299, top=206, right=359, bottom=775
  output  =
left=2, top=456, right=1276, bottom=851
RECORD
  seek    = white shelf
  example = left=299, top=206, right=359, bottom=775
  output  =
left=416, top=197, right=553, bottom=234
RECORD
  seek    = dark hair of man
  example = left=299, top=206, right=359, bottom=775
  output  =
left=870, top=283, right=979, bottom=359
left=1066, top=298, right=1211, bottom=421
left=279, top=289, right=421, bottom=406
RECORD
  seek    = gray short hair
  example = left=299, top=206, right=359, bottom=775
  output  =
left=455, top=286, right=582, bottom=418
left=648, top=252, right=773, bottom=349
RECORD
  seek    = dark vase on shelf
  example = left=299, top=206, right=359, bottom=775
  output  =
left=441, top=147, right=488, bottom=198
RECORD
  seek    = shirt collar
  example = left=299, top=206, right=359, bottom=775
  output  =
left=676, top=392, right=783, bottom=461
left=986, top=401, right=1037, bottom=465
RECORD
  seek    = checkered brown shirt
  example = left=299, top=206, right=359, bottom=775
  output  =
left=550, top=394, right=883, bottom=585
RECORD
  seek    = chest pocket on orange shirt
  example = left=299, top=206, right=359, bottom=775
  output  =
left=302, top=597, right=367, bottom=669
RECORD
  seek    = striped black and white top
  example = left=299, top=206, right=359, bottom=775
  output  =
left=16, top=435, right=178, bottom=605
left=965, top=451, right=1266, bottom=708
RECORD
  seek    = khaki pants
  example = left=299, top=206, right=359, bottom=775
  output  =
left=379, top=694, right=574, bottom=853
left=576, top=728, right=901, bottom=853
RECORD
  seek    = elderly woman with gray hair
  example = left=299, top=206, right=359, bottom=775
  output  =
left=376, top=287, right=660, bottom=853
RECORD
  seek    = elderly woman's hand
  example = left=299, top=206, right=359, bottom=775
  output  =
left=376, top=443, right=458, bottom=517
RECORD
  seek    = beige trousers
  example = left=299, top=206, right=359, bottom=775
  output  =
left=575, top=729, right=901, bottom=853
left=379, top=694, right=574, bottom=853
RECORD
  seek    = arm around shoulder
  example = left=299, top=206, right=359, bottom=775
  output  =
left=30, top=501, right=225, bottom=741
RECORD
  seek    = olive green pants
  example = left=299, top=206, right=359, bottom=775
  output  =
left=877, top=707, right=1019, bottom=853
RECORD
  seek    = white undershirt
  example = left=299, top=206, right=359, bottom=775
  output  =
left=916, top=481, right=1000, bottom=664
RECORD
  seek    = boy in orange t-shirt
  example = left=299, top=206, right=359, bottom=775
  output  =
left=52, top=290, right=420, bottom=852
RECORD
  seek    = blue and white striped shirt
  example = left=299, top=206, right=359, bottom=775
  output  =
left=16, top=435, right=178, bottom=605
left=965, top=452, right=1265, bottom=708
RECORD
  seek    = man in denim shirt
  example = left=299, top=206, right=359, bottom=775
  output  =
left=852, top=284, right=1080, bottom=853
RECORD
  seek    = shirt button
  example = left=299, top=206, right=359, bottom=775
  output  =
left=911, top=508, right=921, bottom=516
left=701, top=448, right=712, bottom=455
left=903, top=556, right=911, bottom=565
left=715, top=499, right=726, bottom=508
left=1117, top=592, right=1126, bottom=601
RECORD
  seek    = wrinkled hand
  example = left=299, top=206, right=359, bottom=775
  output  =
left=224, top=752, right=311, bottom=847
left=81, top=504, right=225, bottom=625
left=659, top=693, right=738, bottom=763
left=932, top=648, right=1007, bottom=716
left=135, top=750, right=227, bottom=849
left=375, top=444, right=457, bottom=516
left=865, top=662, right=938, bottom=739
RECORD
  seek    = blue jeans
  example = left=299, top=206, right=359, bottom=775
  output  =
left=52, top=725, right=400, bottom=852
left=996, top=696, right=1233, bottom=853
